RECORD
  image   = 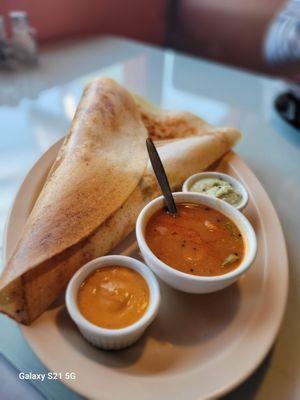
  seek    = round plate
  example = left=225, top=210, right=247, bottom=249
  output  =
left=4, top=141, right=288, bottom=400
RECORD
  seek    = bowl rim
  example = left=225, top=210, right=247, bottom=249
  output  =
left=136, top=192, right=257, bottom=283
left=65, top=255, right=161, bottom=337
left=182, top=171, right=249, bottom=211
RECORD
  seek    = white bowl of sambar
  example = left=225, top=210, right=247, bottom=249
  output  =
left=136, top=192, right=257, bottom=294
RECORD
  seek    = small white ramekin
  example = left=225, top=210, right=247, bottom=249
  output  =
left=66, top=255, right=160, bottom=350
left=182, top=171, right=249, bottom=211
left=136, top=192, right=257, bottom=294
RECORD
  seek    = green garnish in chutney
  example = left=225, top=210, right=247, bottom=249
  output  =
left=190, top=178, right=242, bottom=206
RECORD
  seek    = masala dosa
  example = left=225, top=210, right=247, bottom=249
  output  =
left=0, top=78, right=241, bottom=324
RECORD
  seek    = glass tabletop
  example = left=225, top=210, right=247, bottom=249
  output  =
left=0, top=36, right=299, bottom=400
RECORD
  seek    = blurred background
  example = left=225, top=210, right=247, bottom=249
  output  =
left=0, top=0, right=299, bottom=77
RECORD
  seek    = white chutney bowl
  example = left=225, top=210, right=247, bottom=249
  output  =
left=182, top=171, right=249, bottom=211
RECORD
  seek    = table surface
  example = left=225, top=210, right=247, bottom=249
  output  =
left=0, top=36, right=299, bottom=400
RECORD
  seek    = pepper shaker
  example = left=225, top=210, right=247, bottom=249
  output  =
left=0, top=15, right=15, bottom=68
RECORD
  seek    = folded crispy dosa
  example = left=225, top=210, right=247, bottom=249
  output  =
left=0, top=78, right=241, bottom=324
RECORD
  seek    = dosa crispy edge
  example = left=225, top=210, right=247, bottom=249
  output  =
left=0, top=78, right=241, bottom=324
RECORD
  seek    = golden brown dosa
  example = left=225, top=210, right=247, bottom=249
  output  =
left=134, top=93, right=212, bottom=140
left=1, top=78, right=148, bottom=288
left=0, top=78, right=241, bottom=324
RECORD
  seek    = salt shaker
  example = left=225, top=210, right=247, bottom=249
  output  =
left=10, top=11, right=38, bottom=65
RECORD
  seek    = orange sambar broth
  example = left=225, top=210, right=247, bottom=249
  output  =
left=145, top=203, right=244, bottom=276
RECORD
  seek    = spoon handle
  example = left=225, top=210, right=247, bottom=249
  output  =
left=146, top=138, right=178, bottom=215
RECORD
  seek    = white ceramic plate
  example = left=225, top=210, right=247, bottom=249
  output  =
left=3, top=140, right=288, bottom=400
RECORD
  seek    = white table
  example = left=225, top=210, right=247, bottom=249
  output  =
left=0, top=36, right=299, bottom=400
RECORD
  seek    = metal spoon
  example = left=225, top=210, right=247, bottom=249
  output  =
left=146, top=138, right=178, bottom=215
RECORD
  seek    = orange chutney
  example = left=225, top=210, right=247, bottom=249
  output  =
left=77, top=266, right=149, bottom=329
left=145, top=203, right=244, bottom=276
